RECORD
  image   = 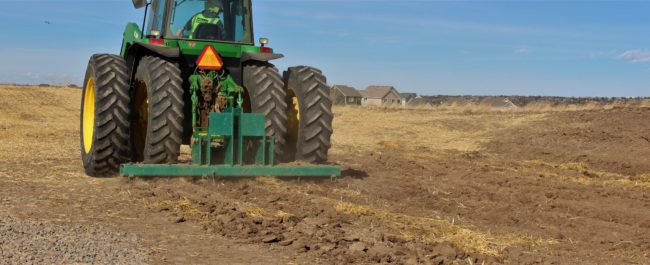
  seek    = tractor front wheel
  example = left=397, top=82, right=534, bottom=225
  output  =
left=80, top=54, right=132, bottom=177
left=282, top=66, right=333, bottom=163
left=132, top=56, right=184, bottom=164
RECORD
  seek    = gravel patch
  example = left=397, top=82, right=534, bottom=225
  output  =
left=0, top=215, right=149, bottom=265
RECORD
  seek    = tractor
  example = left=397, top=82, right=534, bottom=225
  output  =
left=80, top=0, right=339, bottom=178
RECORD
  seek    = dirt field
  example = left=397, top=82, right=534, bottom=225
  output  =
left=1, top=85, right=649, bottom=264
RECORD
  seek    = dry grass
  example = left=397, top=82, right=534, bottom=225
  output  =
left=373, top=99, right=650, bottom=114
left=255, top=177, right=281, bottom=186
left=642, top=99, right=650, bottom=108
left=244, top=207, right=264, bottom=218
left=334, top=200, right=551, bottom=257
left=251, top=178, right=548, bottom=257
left=523, top=160, right=650, bottom=189
left=274, top=210, right=294, bottom=219
left=3, top=85, right=644, bottom=260
left=143, top=197, right=209, bottom=220
left=335, top=202, right=371, bottom=215
left=558, top=162, right=590, bottom=172
left=174, top=197, right=209, bottom=219
left=332, top=188, right=362, bottom=197
left=0, top=86, right=83, bottom=182
left=572, top=176, right=650, bottom=189
left=637, top=174, right=650, bottom=182
left=331, top=106, right=548, bottom=160
left=376, top=140, right=403, bottom=149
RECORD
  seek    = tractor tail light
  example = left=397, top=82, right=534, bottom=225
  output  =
left=149, top=38, right=165, bottom=45
left=260, top=47, right=271, bottom=53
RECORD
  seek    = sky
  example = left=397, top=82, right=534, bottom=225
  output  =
left=0, top=0, right=649, bottom=97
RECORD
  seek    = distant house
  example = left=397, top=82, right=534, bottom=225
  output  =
left=479, top=97, right=519, bottom=109
left=359, top=86, right=402, bottom=106
left=400, top=93, right=418, bottom=105
left=330, top=85, right=362, bottom=105
left=407, top=97, right=433, bottom=107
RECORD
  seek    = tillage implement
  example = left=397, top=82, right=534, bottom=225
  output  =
left=80, top=0, right=339, bottom=178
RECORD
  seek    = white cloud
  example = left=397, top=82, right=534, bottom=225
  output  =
left=618, top=50, right=650, bottom=63
left=0, top=48, right=88, bottom=85
left=515, top=47, right=532, bottom=54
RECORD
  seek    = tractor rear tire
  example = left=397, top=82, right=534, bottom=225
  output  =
left=132, top=56, right=184, bottom=164
left=243, top=63, right=288, bottom=161
left=283, top=66, right=333, bottom=163
left=80, top=54, right=132, bottom=177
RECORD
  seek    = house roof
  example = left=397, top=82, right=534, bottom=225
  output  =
left=408, top=98, right=431, bottom=106
left=360, top=86, right=396, bottom=99
left=331, top=85, right=362, bottom=97
left=480, top=97, right=519, bottom=109
left=400, top=93, right=417, bottom=98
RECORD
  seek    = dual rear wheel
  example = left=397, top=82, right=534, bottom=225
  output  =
left=81, top=55, right=333, bottom=177
left=282, top=66, right=333, bottom=163
left=81, top=55, right=184, bottom=177
left=80, top=54, right=131, bottom=177
left=242, top=64, right=334, bottom=163
left=131, top=56, right=185, bottom=164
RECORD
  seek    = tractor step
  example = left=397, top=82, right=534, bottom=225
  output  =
left=120, top=164, right=341, bottom=178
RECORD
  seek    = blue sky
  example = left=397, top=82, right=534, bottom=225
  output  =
left=0, top=0, right=649, bottom=97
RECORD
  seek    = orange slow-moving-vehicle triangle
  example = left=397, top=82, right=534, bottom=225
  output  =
left=196, top=45, right=223, bottom=70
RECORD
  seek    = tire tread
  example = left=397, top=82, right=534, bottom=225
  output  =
left=135, top=56, right=184, bottom=164
left=243, top=63, right=288, bottom=160
left=81, top=54, right=131, bottom=177
left=283, top=66, right=333, bottom=163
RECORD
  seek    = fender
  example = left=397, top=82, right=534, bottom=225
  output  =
left=129, top=42, right=180, bottom=58
left=241, top=52, right=284, bottom=63
left=120, top=23, right=179, bottom=59
left=123, top=42, right=180, bottom=87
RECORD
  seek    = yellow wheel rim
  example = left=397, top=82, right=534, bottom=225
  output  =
left=292, top=97, right=300, bottom=121
left=82, top=78, right=95, bottom=153
left=286, top=91, right=300, bottom=142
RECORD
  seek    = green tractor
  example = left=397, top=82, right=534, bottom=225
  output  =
left=80, top=0, right=338, bottom=178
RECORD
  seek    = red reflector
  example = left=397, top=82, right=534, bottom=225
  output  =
left=260, top=47, right=271, bottom=53
left=149, top=38, right=164, bottom=45
left=196, top=45, right=223, bottom=70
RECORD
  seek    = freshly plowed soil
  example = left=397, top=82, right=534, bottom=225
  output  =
left=1, top=86, right=649, bottom=264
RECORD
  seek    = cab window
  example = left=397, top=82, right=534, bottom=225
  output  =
left=167, top=0, right=252, bottom=43
left=146, top=0, right=167, bottom=36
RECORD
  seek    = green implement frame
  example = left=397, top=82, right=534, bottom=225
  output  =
left=120, top=164, right=341, bottom=178
left=120, top=97, right=340, bottom=178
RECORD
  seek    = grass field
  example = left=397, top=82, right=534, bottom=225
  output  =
left=1, top=85, right=649, bottom=264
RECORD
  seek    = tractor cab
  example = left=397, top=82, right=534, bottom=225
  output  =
left=144, top=0, right=253, bottom=43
